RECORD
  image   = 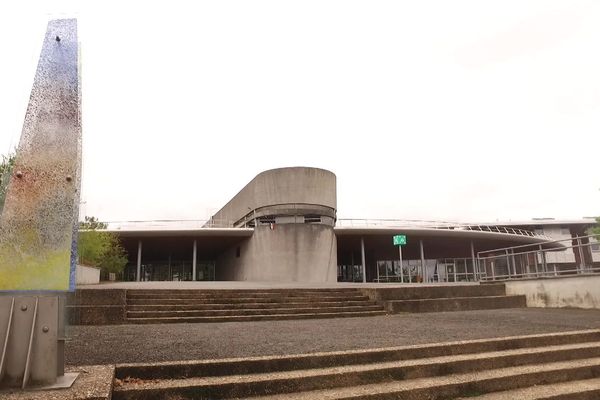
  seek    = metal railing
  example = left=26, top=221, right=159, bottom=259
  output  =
left=336, top=219, right=550, bottom=239
left=103, top=219, right=235, bottom=230
left=477, top=234, right=600, bottom=281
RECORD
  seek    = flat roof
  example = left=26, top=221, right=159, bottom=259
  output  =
left=106, top=225, right=563, bottom=249
left=106, top=228, right=254, bottom=238
left=476, top=218, right=597, bottom=227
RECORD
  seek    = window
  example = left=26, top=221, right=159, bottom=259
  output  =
left=257, top=216, right=275, bottom=225
left=304, top=215, right=321, bottom=223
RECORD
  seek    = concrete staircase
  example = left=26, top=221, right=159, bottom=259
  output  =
left=125, top=288, right=386, bottom=323
left=112, top=329, right=600, bottom=399
left=361, top=283, right=526, bottom=313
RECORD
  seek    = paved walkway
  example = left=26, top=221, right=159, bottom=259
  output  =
left=66, top=308, right=600, bottom=365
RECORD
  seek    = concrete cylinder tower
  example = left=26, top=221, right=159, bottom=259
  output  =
left=212, top=167, right=338, bottom=282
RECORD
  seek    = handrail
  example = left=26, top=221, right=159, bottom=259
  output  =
left=478, top=233, right=600, bottom=257
left=476, top=233, right=600, bottom=282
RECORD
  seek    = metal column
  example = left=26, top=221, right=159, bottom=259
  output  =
left=136, top=240, right=142, bottom=282
left=192, top=239, right=197, bottom=281
left=360, top=237, right=366, bottom=283
left=539, top=244, right=547, bottom=275
left=510, top=249, right=517, bottom=277
left=576, top=238, right=585, bottom=273
left=470, top=241, right=477, bottom=281
left=419, top=239, right=426, bottom=283
left=453, top=259, right=457, bottom=282
left=399, top=246, right=404, bottom=283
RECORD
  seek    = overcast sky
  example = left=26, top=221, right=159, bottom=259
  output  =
left=1, top=1, right=599, bottom=224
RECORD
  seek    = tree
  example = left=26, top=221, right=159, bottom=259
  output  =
left=590, top=218, right=600, bottom=237
left=78, top=216, right=128, bottom=276
left=0, top=150, right=16, bottom=211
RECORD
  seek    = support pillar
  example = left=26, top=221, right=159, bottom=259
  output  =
left=470, top=241, right=477, bottom=281
left=510, top=249, right=517, bottom=277
left=453, top=259, right=457, bottom=282
left=360, top=237, right=366, bottom=283
left=419, top=239, right=425, bottom=283
left=192, top=239, right=197, bottom=281
left=577, top=237, right=585, bottom=273
left=136, top=240, right=142, bottom=282
left=539, top=244, right=547, bottom=275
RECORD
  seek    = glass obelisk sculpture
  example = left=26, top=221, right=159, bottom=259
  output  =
left=0, top=19, right=81, bottom=291
left=0, top=19, right=81, bottom=390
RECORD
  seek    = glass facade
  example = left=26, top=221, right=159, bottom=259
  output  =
left=337, top=264, right=363, bottom=282
left=124, top=260, right=215, bottom=281
left=338, top=258, right=478, bottom=283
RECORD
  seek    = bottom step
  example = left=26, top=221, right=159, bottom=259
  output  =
left=456, top=376, right=600, bottom=399
left=127, top=310, right=386, bottom=324
left=250, top=357, right=600, bottom=400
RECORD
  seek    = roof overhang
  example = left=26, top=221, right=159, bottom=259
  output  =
left=334, top=226, right=564, bottom=249
left=106, top=228, right=254, bottom=238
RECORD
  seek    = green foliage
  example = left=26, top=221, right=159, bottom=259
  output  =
left=78, top=216, right=128, bottom=275
left=590, top=217, right=600, bottom=237
left=0, top=150, right=16, bottom=212
left=79, top=215, right=107, bottom=230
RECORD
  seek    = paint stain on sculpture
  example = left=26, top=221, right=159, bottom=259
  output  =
left=0, top=19, right=81, bottom=291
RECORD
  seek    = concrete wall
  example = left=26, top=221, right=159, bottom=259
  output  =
left=217, top=224, right=337, bottom=282
left=66, top=289, right=126, bottom=325
left=76, top=264, right=101, bottom=285
left=505, top=275, right=600, bottom=309
left=210, top=167, right=336, bottom=226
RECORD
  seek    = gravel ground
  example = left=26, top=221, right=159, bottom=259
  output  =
left=65, top=308, right=600, bottom=365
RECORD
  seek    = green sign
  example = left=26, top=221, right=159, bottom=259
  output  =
left=393, top=235, right=407, bottom=246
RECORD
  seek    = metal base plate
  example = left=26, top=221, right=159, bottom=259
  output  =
left=28, top=373, right=79, bottom=391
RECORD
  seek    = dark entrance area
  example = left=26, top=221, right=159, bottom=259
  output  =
left=119, top=233, right=249, bottom=281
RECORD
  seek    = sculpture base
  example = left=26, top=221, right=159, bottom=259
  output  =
left=0, top=295, right=66, bottom=389
left=2, top=366, right=113, bottom=400
left=28, top=373, right=78, bottom=390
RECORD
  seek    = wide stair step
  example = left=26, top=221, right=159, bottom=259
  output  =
left=112, top=329, right=600, bottom=399
left=363, top=283, right=527, bottom=313
left=455, top=377, right=600, bottom=399
left=250, top=358, right=600, bottom=399
left=127, top=295, right=371, bottom=305
left=124, top=288, right=385, bottom=323
left=127, top=305, right=384, bottom=318
left=127, top=310, right=387, bottom=324
left=127, top=300, right=378, bottom=311
left=126, top=289, right=362, bottom=298
left=386, top=295, right=527, bottom=313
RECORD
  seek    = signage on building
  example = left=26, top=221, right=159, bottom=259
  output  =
left=393, top=235, right=407, bottom=246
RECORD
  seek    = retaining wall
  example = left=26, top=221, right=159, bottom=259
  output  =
left=504, top=275, right=600, bottom=309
